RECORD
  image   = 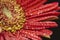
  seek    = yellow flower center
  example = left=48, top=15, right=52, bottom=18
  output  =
left=0, top=0, right=25, bottom=32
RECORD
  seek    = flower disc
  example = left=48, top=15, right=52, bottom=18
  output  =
left=0, top=0, right=25, bottom=32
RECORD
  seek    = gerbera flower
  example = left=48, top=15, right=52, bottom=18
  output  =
left=0, top=0, right=60, bottom=40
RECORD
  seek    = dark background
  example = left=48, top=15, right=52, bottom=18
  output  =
left=43, top=0, right=60, bottom=40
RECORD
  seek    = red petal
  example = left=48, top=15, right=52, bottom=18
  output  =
left=25, top=0, right=47, bottom=11
left=20, top=30, right=42, bottom=40
left=24, top=21, right=58, bottom=29
left=26, top=11, right=59, bottom=19
left=27, top=16, right=58, bottom=21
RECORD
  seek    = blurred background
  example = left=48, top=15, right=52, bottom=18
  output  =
left=43, top=0, right=60, bottom=40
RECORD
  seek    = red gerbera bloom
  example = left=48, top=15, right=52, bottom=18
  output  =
left=0, top=0, right=60, bottom=40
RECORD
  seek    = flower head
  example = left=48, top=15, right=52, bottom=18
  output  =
left=0, top=0, right=60, bottom=40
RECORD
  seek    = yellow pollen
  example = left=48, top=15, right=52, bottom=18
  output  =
left=3, top=7, right=13, bottom=19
